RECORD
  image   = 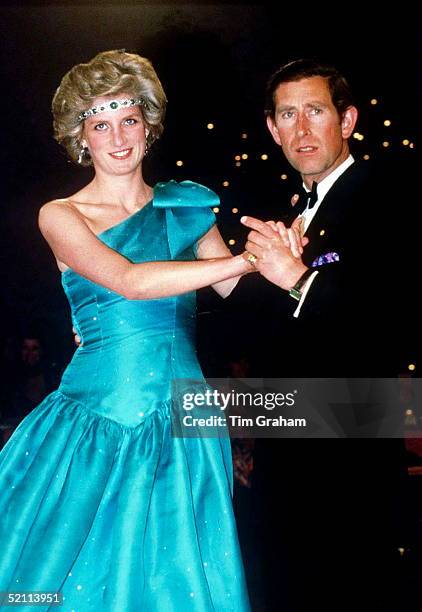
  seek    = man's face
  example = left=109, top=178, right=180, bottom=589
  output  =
left=267, top=76, right=357, bottom=185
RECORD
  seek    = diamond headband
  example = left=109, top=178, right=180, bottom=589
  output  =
left=77, top=97, right=149, bottom=122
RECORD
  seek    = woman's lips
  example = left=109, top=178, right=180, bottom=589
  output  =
left=109, top=148, right=133, bottom=160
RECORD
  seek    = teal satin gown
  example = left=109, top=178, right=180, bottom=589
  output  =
left=0, top=181, right=251, bottom=611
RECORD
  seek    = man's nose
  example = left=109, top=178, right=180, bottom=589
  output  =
left=296, top=114, right=311, bottom=138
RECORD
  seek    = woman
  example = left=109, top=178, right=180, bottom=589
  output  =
left=0, top=50, right=252, bottom=611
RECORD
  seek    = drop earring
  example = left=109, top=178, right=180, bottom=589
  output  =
left=143, top=131, right=150, bottom=157
left=78, top=143, right=88, bottom=164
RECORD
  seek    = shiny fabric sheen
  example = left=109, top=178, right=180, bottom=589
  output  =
left=0, top=181, right=251, bottom=611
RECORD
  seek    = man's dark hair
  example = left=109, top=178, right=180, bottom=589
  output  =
left=265, top=58, right=355, bottom=118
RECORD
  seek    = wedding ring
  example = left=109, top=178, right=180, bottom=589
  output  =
left=246, top=252, right=258, bottom=266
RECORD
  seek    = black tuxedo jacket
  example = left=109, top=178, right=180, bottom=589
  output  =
left=242, top=157, right=413, bottom=378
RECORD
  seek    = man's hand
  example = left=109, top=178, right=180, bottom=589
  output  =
left=72, top=326, right=82, bottom=347
left=241, top=215, right=308, bottom=290
left=265, top=216, right=308, bottom=256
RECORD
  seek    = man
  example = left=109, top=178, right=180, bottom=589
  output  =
left=242, top=58, right=409, bottom=376
left=240, top=59, right=414, bottom=611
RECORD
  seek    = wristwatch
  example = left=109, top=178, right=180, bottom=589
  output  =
left=288, top=268, right=314, bottom=301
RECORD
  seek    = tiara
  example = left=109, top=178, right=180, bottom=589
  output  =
left=77, top=97, right=149, bottom=122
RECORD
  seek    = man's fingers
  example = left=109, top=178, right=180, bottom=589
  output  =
left=276, top=222, right=291, bottom=248
left=247, top=230, right=276, bottom=248
left=291, top=215, right=303, bottom=231
left=241, top=215, right=278, bottom=238
left=72, top=326, right=82, bottom=346
left=291, top=216, right=309, bottom=248
left=291, top=215, right=305, bottom=238
left=287, top=227, right=302, bottom=258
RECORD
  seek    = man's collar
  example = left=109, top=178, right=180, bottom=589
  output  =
left=302, top=154, right=355, bottom=202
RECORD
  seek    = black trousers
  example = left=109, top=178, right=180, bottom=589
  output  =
left=252, top=438, right=409, bottom=612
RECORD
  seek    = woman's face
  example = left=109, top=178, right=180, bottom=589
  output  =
left=81, top=94, right=149, bottom=176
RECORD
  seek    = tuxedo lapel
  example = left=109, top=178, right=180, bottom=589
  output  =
left=297, top=162, right=370, bottom=266
left=303, top=185, right=348, bottom=264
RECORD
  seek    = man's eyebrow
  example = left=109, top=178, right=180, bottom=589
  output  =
left=276, top=104, right=296, bottom=112
left=276, top=100, right=329, bottom=112
left=305, top=100, right=329, bottom=107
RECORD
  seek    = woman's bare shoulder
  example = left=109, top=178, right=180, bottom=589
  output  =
left=38, top=198, right=95, bottom=245
left=39, top=197, right=84, bottom=221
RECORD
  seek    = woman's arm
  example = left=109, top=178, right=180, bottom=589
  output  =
left=39, top=202, right=251, bottom=300
left=195, top=225, right=252, bottom=298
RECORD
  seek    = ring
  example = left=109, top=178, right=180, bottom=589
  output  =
left=246, top=252, right=258, bottom=266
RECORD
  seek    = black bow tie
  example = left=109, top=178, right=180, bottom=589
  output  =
left=293, top=181, right=319, bottom=215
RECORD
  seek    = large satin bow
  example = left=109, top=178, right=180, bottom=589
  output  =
left=153, top=180, right=219, bottom=258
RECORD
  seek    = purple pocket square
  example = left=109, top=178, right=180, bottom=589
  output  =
left=312, top=251, right=340, bottom=267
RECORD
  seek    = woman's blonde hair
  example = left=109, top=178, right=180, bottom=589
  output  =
left=52, top=50, right=167, bottom=166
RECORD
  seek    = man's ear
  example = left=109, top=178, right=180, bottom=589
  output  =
left=341, top=106, right=358, bottom=139
left=266, top=115, right=282, bottom=147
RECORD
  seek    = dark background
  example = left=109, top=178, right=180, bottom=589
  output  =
left=1, top=1, right=420, bottom=364
left=1, top=4, right=421, bottom=607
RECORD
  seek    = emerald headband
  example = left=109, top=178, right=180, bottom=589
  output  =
left=77, top=97, right=148, bottom=122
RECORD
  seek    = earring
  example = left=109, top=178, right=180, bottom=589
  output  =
left=143, top=130, right=150, bottom=157
left=78, top=145, right=88, bottom=164
left=78, top=140, right=89, bottom=164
